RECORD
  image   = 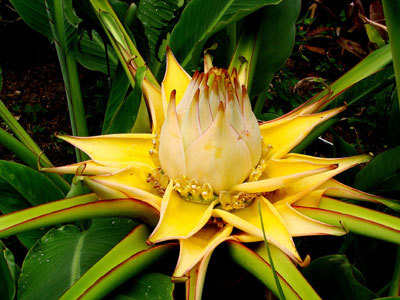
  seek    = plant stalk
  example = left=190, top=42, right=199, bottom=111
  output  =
left=46, top=0, right=89, bottom=162
left=389, top=246, right=400, bottom=296
left=377, top=1, right=400, bottom=108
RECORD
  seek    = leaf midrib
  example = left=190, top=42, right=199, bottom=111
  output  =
left=70, top=231, right=87, bottom=285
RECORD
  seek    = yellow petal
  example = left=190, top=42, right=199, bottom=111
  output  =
left=261, top=158, right=334, bottom=179
left=127, top=61, right=163, bottom=134
left=241, top=86, right=262, bottom=167
left=87, top=166, right=162, bottom=209
left=212, top=197, right=301, bottom=262
left=59, top=134, right=155, bottom=168
left=173, top=224, right=233, bottom=278
left=176, top=72, right=205, bottom=119
left=319, top=179, right=396, bottom=205
left=293, top=190, right=326, bottom=208
left=277, top=91, right=332, bottom=121
left=42, top=160, right=120, bottom=175
left=162, top=47, right=191, bottom=107
left=260, top=106, right=345, bottom=159
left=158, top=92, right=187, bottom=179
left=185, top=104, right=252, bottom=192
left=148, top=182, right=217, bottom=243
left=273, top=154, right=372, bottom=207
left=278, top=203, right=345, bottom=237
left=231, top=164, right=337, bottom=193
left=142, top=78, right=164, bottom=134
left=198, top=85, right=213, bottom=132
left=180, top=89, right=202, bottom=149
left=78, top=176, right=127, bottom=200
left=284, top=153, right=372, bottom=165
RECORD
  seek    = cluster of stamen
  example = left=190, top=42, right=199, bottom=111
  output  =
left=219, top=191, right=262, bottom=210
left=248, top=140, right=271, bottom=182
left=206, top=217, right=225, bottom=229
left=147, top=168, right=168, bottom=195
left=173, top=177, right=216, bottom=204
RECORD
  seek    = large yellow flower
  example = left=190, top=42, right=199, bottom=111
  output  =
left=46, top=48, right=377, bottom=282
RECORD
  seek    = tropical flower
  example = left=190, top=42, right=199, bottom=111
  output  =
left=45, top=48, right=381, bottom=283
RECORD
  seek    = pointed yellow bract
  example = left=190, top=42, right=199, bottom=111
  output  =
left=213, top=197, right=301, bottom=262
left=148, top=182, right=217, bottom=243
left=260, top=106, right=345, bottom=159
left=173, top=224, right=233, bottom=278
left=86, top=167, right=162, bottom=209
left=278, top=203, right=345, bottom=237
left=162, top=47, right=191, bottom=108
left=141, top=78, right=164, bottom=134
left=42, top=160, right=120, bottom=175
left=59, top=134, right=156, bottom=168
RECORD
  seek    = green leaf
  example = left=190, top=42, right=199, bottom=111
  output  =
left=75, top=30, right=118, bottom=75
left=9, top=0, right=52, bottom=38
left=104, top=66, right=146, bottom=134
left=317, top=44, right=392, bottom=110
left=227, top=241, right=321, bottom=300
left=17, top=218, right=138, bottom=300
left=0, top=161, right=65, bottom=248
left=0, top=196, right=159, bottom=240
left=103, top=64, right=131, bottom=133
left=295, top=198, right=400, bottom=245
left=63, top=0, right=82, bottom=27
left=110, top=272, right=174, bottom=300
left=302, top=255, right=377, bottom=300
left=0, top=129, right=69, bottom=194
left=169, top=0, right=281, bottom=69
left=231, top=0, right=301, bottom=99
left=382, top=0, right=400, bottom=108
left=293, top=64, right=395, bottom=153
left=330, top=64, right=395, bottom=108
left=0, top=242, right=18, bottom=300
left=365, top=24, right=386, bottom=47
left=387, top=89, right=400, bottom=147
left=136, top=0, right=178, bottom=78
left=60, top=225, right=176, bottom=300
left=0, top=161, right=65, bottom=210
left=355, top=146, right=400, bottom=193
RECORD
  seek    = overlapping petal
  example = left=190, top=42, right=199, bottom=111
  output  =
left=59, top=134, right=156, bottom=168
left=42, top=160, right=120, bottom=175
left=185, top=104, right=253, bottom=192
left=213, top=197, right=301, bottom=262
left=173, top=224, right=233, bottom=279
left=82, top=167, right=162, bottom=209
left=148, top=182, right=217, bottom=243
left=260, top=106, right=345, bottom=159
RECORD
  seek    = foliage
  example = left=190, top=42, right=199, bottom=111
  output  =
left=0, top=0, right=399, bottom=299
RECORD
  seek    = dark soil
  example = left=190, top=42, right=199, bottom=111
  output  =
left=0, top=63, right=75, bottom=166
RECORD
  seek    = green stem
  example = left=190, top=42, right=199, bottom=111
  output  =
left=0, top=101, right=52, bottom=166
left=389, top=246, right=400, bottom=296
left=90, top=0, right=159, bottom=88
left=46, top=0, right=89, bottom=162
left=0, top=128, right=70, bottom=194
left=382, top=0, right=400, bottom=109
left=254, top=88, right=269, bottom=118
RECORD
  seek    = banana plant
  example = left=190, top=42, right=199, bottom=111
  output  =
left=1, top=0, right=400, bottom=299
